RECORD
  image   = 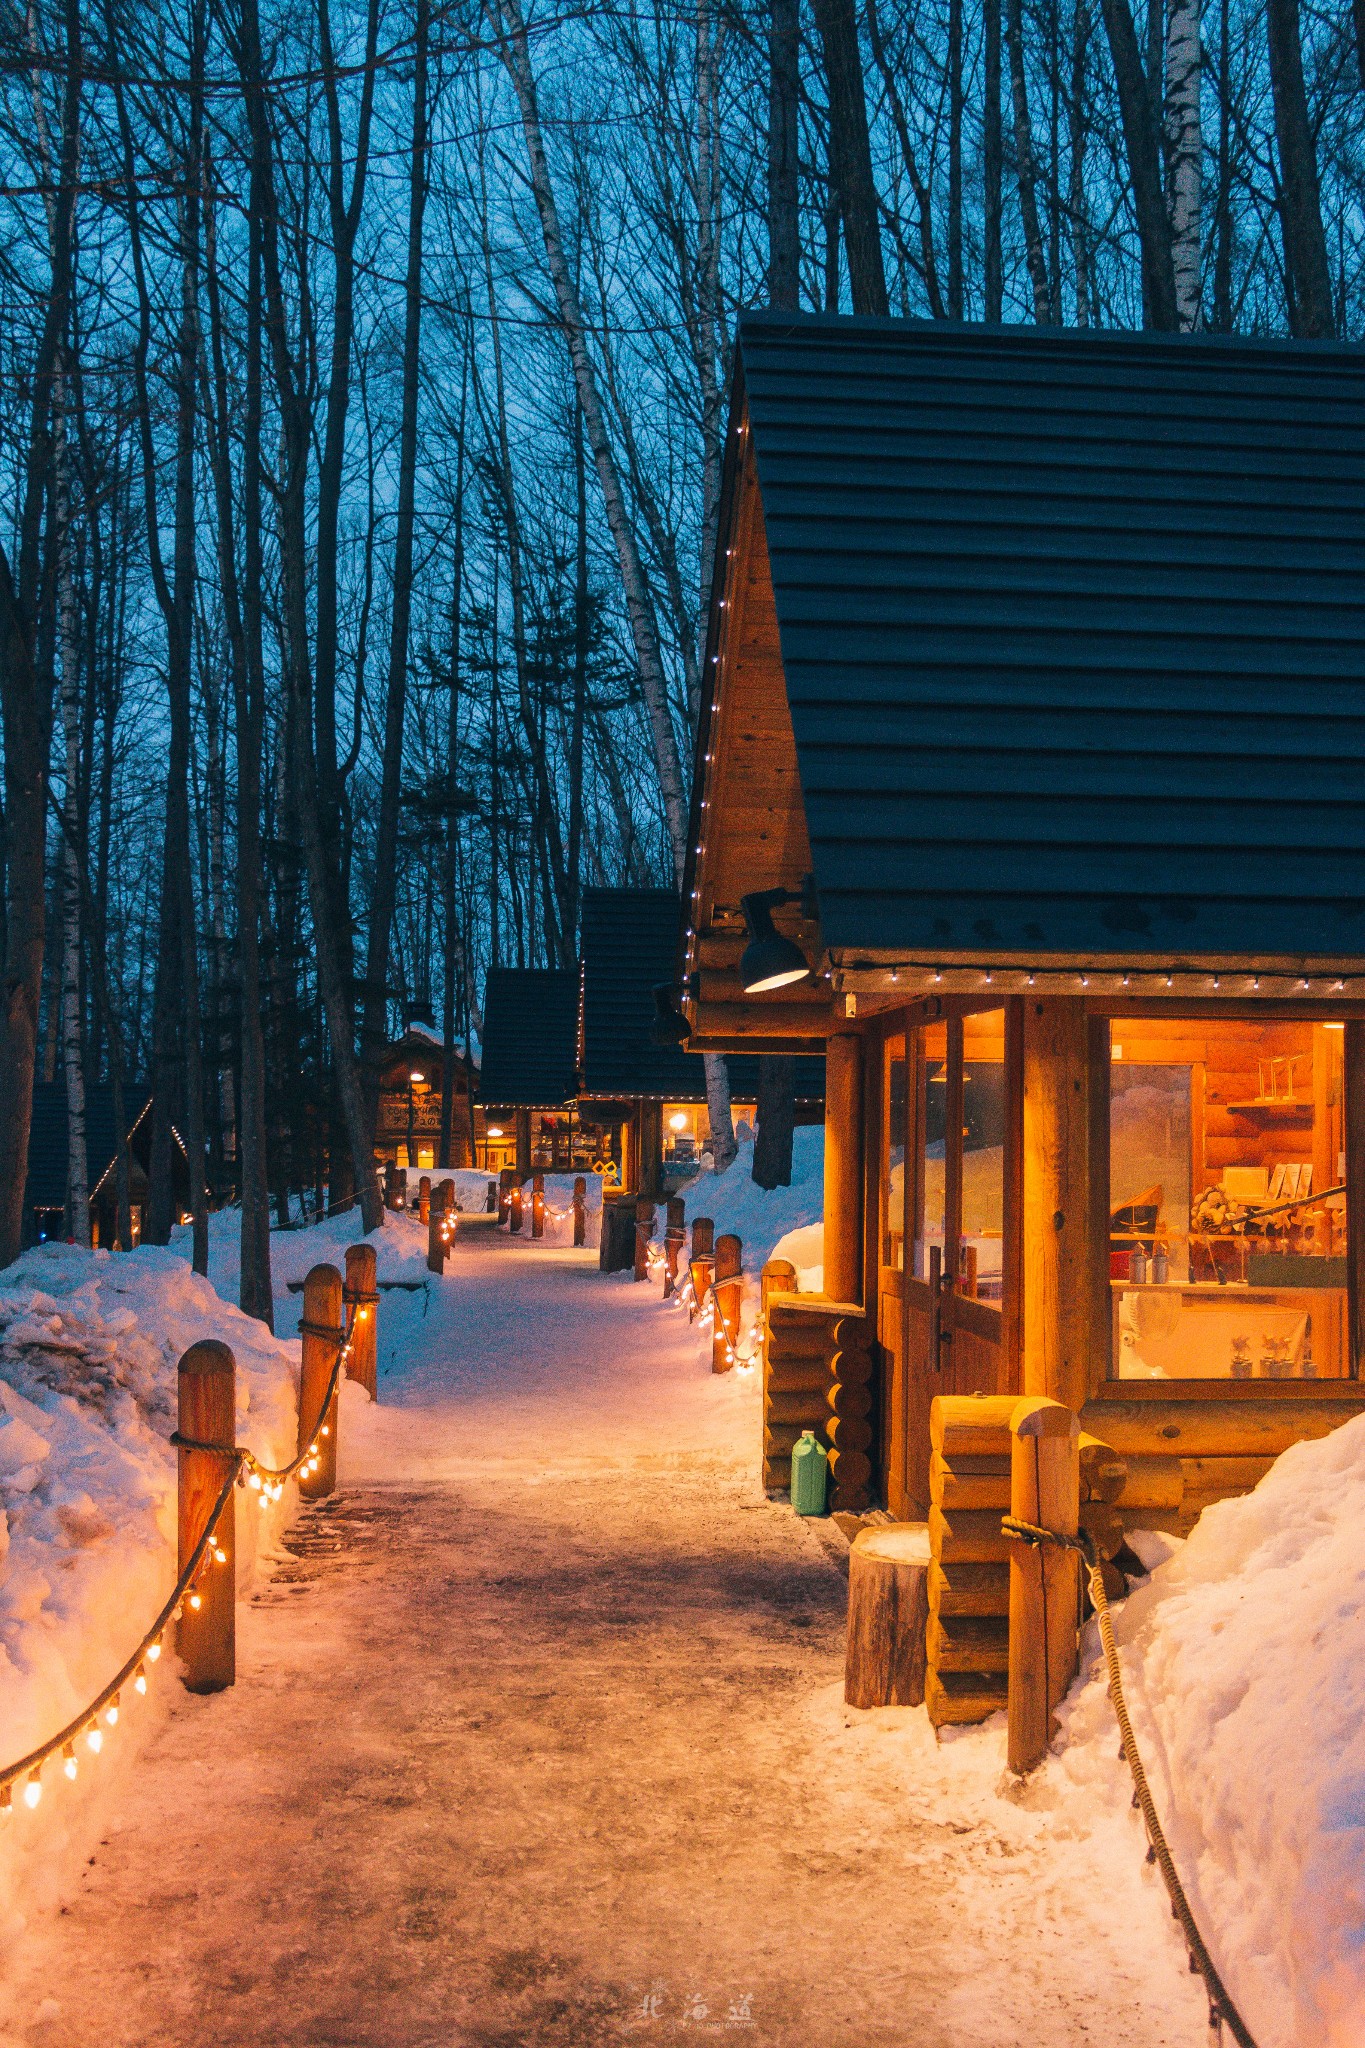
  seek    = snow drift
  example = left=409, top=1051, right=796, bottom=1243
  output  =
left=1057, top=1413, right=1365, bottom=2046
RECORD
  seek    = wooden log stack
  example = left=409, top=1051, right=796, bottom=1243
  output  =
left=761, top=1292, right=873, bottom=1510
left=926, top=1395, right=1016, bottom=1727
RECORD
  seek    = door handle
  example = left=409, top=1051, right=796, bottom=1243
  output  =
left=928, top=1245, right=953, bottom=1370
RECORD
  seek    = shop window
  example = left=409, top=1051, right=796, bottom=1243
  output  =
left=1109, top=1018, right=1348, bottom=1379
left=882, top=1034, right=907, bottom=1270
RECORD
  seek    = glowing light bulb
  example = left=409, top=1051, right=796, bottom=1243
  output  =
left=213, top=1546, right=227, bottom=1565
left=321, top=1425, right=330, bottom=1437
left=23, top=1774, right=41, bottom=1810
left=188, top=1592, right=203, bottom=1612
left=62, top=1745, right=77, bottom=1781
left=146, top=1641, right=161, bottom=1663
left=86, top=1727, right=103, bottom=1755
left=249, top=1471, right=263, bottom=1491
left=105, top=1697, right=119, bottom=1727
left=134, top=1666, right=147, bottom=1696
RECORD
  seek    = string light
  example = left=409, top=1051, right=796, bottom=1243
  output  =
left=24, top=1774, right=41, bottom=1810
left=62, top=1745, right=77, bottom=1782
left=86, top=1726, right=103, bottom=1755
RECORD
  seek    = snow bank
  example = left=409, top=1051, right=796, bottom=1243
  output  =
left=1055, top=1414, right=1365, bottom=2046
left=0, top=1243, right=302, bottom=1945
left=688, top=1126, right=825, bottom=1280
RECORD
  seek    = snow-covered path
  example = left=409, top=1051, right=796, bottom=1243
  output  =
left=0, top=1229, right=1204, bottom=2047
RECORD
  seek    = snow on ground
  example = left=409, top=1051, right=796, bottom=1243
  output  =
left=0, top=1227, right=1210, bottom=2046
left=1054, top=1412, right=1365, bottom=2048
left=0, top=1243, right=302, bottom=1943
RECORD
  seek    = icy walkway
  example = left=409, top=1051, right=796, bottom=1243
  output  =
left=0, top=1231, right=1203, bottom=2047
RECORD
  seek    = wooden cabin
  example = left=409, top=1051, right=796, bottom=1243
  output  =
left=579, top=886, right=823, bottom=1197
left=372, top=1028, right=481, bottom=1173
left=684, top=313, right=1365, bottom=1531
left=23, top=1084, right=153, bottom=1248
left=478, top=967, right=582, bottom=1176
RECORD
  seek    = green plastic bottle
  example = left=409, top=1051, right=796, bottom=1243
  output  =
left=791, top=1430, right=829, bottom=1516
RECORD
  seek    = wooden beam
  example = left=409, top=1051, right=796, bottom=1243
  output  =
left=824, top=1032, right=864, bottom=1305
left=1022, top=1000, right=1109, bottom=1410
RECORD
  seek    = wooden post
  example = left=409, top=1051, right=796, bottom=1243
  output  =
left=393, top=1167, right=408, bottom=1214
left=428, top=1184, right=448, bottom=1271
left=177, top=1340, right=236, bottom=1694
left=383, top=1160, right=399, bottom=1209
left=298, top=1263, right=343, bottom=1501
left=532, top=1172, right=545, bottom=1239
left=515, top=1105, right=532, bottom=1178
left=713, top=1233, right=742, bottom=1371
left=418, top=1175, right=431, bottom=1226
left=689, top=1216, right=715, bottom=1320
left=824, top=1032, right=864, bottom=1304
left=573, top=1175, right=587, bottom=1247
left=486, top=1179, right=497, bottom=1213
left=845, top=1524, right=930, bottom=1708
left=498, top=1167, right=516, bottom=1223
left=663, top=1196, right=686, bottom=1296
left=344, top=1242, right=379, bottom=1401
left=438, top=1179, right=456, bottom=1259
left=638, top=1098, right=664, bottom=1200
left=1022, top=1000, right=1109, bottom=1409
left=634, top=1198, right=656, bottom=1281
left=509, top=1182, right=524, bottom=1233
left=1007, top=1394, right=1081, bottom=1774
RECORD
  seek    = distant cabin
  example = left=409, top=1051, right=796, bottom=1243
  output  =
left=23, top=1084, right=152, bottom=1249
left=372, top=1030, right=481, bottom=1174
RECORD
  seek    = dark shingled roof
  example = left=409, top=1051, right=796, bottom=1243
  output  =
left=479, top=969, right=579, bottom=1107
left=736, top=312, right=1365, bottom=961
left=25, top=1083, right=147, bottom=1210
left=580, top=887, right=823, bottom=1101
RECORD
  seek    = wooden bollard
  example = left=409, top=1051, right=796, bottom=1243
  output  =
left=438, top=1179, right=456, bottom=1260
left=176, top=1340, right=237, bottom=1693
left=498, top=1167, right=516, bottom=1223
left=1007, top=1396, right=1081, bottom=1774
left=572, top=1175, right=587, bottom=1247
left=486, top=1179, right=497, bottom=1213
left=634, top=1198, right=656, bottom=1282
left=393, top=1166, right=408, bottom=1214
left=418, top=1175, right=431, bottom=1225
left=509, top=1182, right=524, bottom=1233
left=712, top=1232, right=742, bottom=1372
left=298, top=1263, right=343, bottom=1499
left=663, top=1196, right=686, bottom=1297
left=344, top=1242, right=379, bottom=1401
left=532, top=1172, right=545, bottom=1239
left=689, top=1216, right=715, bottom=1321
left=427, top=1187, right=446, bottom=1271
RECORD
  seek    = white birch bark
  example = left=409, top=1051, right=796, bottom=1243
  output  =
left=1165, top=0, right=1202, bottom=328
left=488, top=0, right=690, bottom=882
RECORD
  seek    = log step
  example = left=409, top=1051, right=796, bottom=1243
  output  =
left=926, top=1613, right=1010, bottom=1674
left=930, top=1395, right=1017, bottom=1459
left=928, top=1505, right=1012, bottom=1564
left=928, top=1560, right=1010, bottom=1617
left=926, top=1668, right=1008, bottom=1728
left=931, top=1467, right=1011, bottom=1512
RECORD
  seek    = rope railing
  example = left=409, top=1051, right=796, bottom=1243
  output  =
left=0, top=1293, right=361, bottom=1820
left=1002, top=1515, right=1259, bottom=2048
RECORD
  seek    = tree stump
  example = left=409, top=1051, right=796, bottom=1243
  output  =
left=844, top=1523, right=930, bottom=1709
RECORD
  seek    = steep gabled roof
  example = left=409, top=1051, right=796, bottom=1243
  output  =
left=479, top=969, right=579, bottom=1107
left=698, top=313, right=1365, bottom=966
left=25, top=1084, right=150, bottom=1210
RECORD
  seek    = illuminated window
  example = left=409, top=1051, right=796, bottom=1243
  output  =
left=882, top=1033, right=907, bottom=1271
left=1109, top=1018, right=1348, bottom=1379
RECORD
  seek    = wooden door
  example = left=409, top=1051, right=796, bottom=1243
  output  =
left=878, top=1004, right=1021, bottom=1517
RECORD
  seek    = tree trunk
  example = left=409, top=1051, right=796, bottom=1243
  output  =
left=1165, top=0, right=1201, bottom=328
left=363, top=0, right=430, bottom=1123
left=984, top=0, right=1003, bottom=318
left=809, top=0, right=888, bottom=315
left=440, top=363, right=467, bottom=1174
left=1068, top=0, right=1092, bottom=323
left=1096, top=0, right=1179, bottom=326
left=1005, top=0, right=1052, bottom=321
left=1266, top=0, right=1333, bottom=338
left=947, top=0, right=963, bottom=316
left=767, top=0, right=801, bottom=309
left=54, top=381, right=89, bottom=1245
left=491, top=0, right=690, bottom=879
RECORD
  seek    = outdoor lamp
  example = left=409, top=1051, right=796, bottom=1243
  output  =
left=651, top=983, right=693, bottom=1047
left=739, top=886, right=812, bottom=993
